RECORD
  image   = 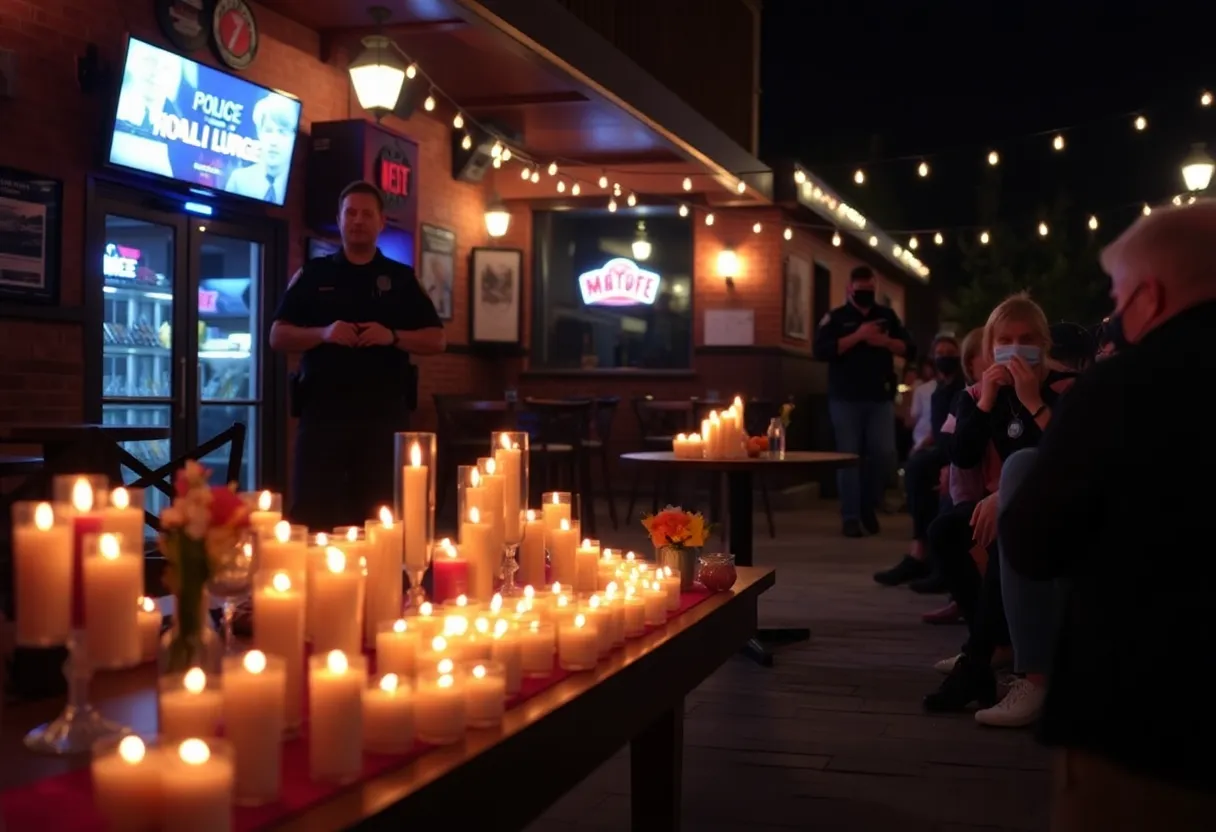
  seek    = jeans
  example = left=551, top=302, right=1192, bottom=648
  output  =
left=829, top=399, right=896, bottom=523
left=931, top=499, right=1009, bottom=662
left=905, top=445, right=948, bottom=543
left=998, top=448, right=1065, bottom=675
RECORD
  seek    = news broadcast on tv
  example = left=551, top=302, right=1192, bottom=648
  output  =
left=107, top=38, right=302, bottom=207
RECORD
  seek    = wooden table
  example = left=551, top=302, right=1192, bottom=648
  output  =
left=1, top=568, right=775, bottom=831
left=620, top=451, right=857, bottom=666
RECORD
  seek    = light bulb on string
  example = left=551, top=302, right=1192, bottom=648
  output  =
left=530, top=170, right=540, bottom=184
left=934, top=232, right=944, bottom=246
left=571, top=183, right=581, bottom=196
left=1173, top=195, right=1183, bottom=206
left=979, top=231, right=990, bottom=245
left=626, top=193, right=637, bottom=207
left=682, top=177, right=693, bottom=191
left=612, top=183, right=622, bottom=196
left=831, top=231, right=842, bottom=247
left=1088, top=215, right=1099, bottom=231
left=736, top=179, right=747, bottom=194
left=794, top=170, right=807, bottom=184
left=1134, top=115, right=1148, bottom=131
left=917, top=161, right=929, bottom=178
left=520, top=166, right=531, bottom=181
left=405, top=64, right=417, bottom=79
left=547, top=162, right=558, bottom=176
left=752, top=222, right=762, bottom=234
left=1052, top=134, right=1065, bottom=151
left=461, top=134, right=472, bottom=151
left=678, top=204, right=689, bottom=218
left=501, top=148, right=512, bottom=162
left=491, top=157, right=502, bottom=169
left=423, top=92, right=436, bottom=112
left=490, top=142, right=502, bottom=158
left=1142, top=204, right=1152, bottom=216
left=868, top=236, right=878, bottom=247
left=705, top=213, right=715, bottom=226
left=556, top=180, right=566, bottom=194
left=783, top=227, right=793, bottom=241
left=452, top=113, right=464, bottom=129
left=598, top=173, right=609, bottom=189
left=607, top=198, right=617, bottom=213
left=908, top=236, right=918, bottom=250
left=1038, top=222, right=1049, bottom=237
left=853, top=169, right=865, bottom=185
left=1203, top=91, right=1213, bottom=108
left=987, top=150, right=1000, bottom=166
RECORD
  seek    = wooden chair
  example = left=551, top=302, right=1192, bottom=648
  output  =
left=626, top=397, right=695, bottom=523
left=433, top=396, right=517, bottom=517
left=583, top=396, right=620, bottom=529
left=523, top=398, right=596, bottom=536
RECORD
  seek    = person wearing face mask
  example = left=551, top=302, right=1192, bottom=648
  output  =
left=999, top=201, right=1216, bottom=829
left=813, top=266, right=914, bottom=537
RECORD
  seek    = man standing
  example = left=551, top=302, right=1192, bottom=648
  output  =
left=813, top=266, right=913, bottom=537
left=1000, top=201, right=1216, bottom=830
left=270, top=181, right=445, bottom=529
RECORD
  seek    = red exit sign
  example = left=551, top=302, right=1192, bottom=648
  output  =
left=378, top=158, right=412, bottom=198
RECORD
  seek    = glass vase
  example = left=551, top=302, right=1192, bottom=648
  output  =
left=657, top=545, right=698, bottom=591
left=766, top=417, right=786, bottom=459
left=158, top=598, right=222, bottom=675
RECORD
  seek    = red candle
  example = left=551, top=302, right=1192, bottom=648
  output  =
left=68, top=479, right=104, bottom=628
left=431, top=542, right=468, bottom=604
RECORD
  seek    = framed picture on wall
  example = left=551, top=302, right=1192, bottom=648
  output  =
left=469, top=246, right=523, bottom=347
left=783, top=254, right=812, bottom=341
left=418, top=223, right=455, bottom=321
left=0, top=167, right=62, bottom=305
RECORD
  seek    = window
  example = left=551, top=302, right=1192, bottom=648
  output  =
left=531, top=209, right=693, bottom=370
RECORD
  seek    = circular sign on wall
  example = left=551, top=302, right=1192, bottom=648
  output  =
left=210, top=0, right=258, bottom=70
left=155, top=0, right=210, bottom=53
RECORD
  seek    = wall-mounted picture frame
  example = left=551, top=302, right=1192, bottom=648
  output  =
left=0, top=167, right=62, bottom=305
left=418, top=223, right=455, bottom=321
left=469, top=246, right=523, bottom=347
left=783, top=254, right=811, bottom=341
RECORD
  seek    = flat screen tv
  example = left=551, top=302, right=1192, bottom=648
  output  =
left=107, top=37, right=302, bottom=207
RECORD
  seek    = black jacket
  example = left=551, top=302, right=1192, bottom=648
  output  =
left=812, top=302, right=913, bottom=402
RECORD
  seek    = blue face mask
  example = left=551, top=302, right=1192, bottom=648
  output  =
left=993, top=344, right=1042, bottom=366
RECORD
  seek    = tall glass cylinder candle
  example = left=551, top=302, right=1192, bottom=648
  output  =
left=161, top=738, right=235, bottom=832
left=158, top=668, right=222, bottom=742
left=241, top=491, right=283, bottom=541
left=460, top=505, right=495, bottom=601
left=252, top=571, right=305, bottom=732
left=309, top=650, right=366, bottom=784
left=517, top=509, right=546, bottom=589
left=103, top=487, right=145, bottom=555
left=53, top=474, right=109, bottom=629
left=491, top=432, right=529, bottom=545
left=310, top=546, right=364, bottom=655
left=12, top=501, right=72, bottom=647
left=222, top=650, right=285, bottom=806
left=363, top=673, right=415, bottom=754
left=394, top=431, right=436, bottom=581
left=83, top=533, right=142, bottom=669
left=476, top=456, right=506, bottom=568
left=257, top=521, right=307, bottom=578
left=91, top=734, right=163, bottom=832
left=457, top=465, right=486, bottom=541
left=363, top=507, right=404, bottom=644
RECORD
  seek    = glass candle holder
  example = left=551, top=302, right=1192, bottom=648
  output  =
left=697, top=553, right=738, bottom=593
left=541, top=492, right=577, bottom=587
left=489, top=619, right=523, bottom=696
left=579, top=594, right=615, bottom=657
left=394, top=431, right=437, bottom=609
left=310, top=546, right=365, bottom=655
left=415, top=666, right=467, bottom=745
left=491, top=431, right=529, bottom=544
left=241, top=490, right=283, bottom=540
left=431, top=538, right=469, bottom=604
left=376, top=618, right=421, bottom=678
left=257, top=521, right=308, bottom=578
left=519, top=619, right=556, bottom=678
left=517, top=508, right=547, bottom=591
left=364, top=673, right=416, bottom=754
left=575, top=538, right=599, bottom=594
left=309, top=651, right=367, bottom=784
left=158, top=668, right=222, bottom=742
left=457, top=471, right=496, bottom=602
left=138, top=596, right=163, bottom=662
left=461, top=660, right=506, bottom=728
left=252, top=571, right=306, bottom=733
left=364, top=507, right=405, bottom=645
left=161, top=737, right=235, bottom=830
left=222, top=650, right=286, bottom=805
left=12, top=500, right=72, bottom=647
left=92, top=734, right=164, bottom=832
left=83, top=532, right=142, bottom=670
left=105, top=486, right=146, bottom=555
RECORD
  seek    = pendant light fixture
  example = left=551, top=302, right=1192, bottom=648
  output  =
left=348, top=7, right=409, bottom=121
left=631, top=221, right=652, bottom=261
left=485, top=196, right=511, bottom=238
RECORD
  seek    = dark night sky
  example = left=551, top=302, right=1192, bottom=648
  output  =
left=759, top=2, right=1215, bottom=281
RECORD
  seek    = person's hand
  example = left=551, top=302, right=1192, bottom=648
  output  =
left=977, top=363, right=1010, bottom=411
left=356, top=322, right=395, bottom=347
left=857, top=321, right=886, bottom=346
left=1007, top=355, right=1043, bottom=412
left=321, top=321, right=359, bottom=347
left=970, top=494, right=999, bottom=549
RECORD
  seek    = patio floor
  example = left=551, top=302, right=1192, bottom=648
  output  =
left=528, top=499, right=1051, bottom=832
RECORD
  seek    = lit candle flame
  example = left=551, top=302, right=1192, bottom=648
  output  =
left=582, top=538, right=591, bottom=548
left=244, top=650, right=267, bottom=674
left=455, top=594, right=468, bottom=607
left=475, top=616, right=490, bottom=633
left=271, top=572, right=291, bottom=592
left=574, top=613, right=586, bottom=628
left=604, top=548, right=613, bottom=558
left=625, top=552, right=635, bottom=561
left=551, top=492, right=561, bottom=505
left=111, top=487, right=130, bottom=510
left=378, top=506, right=393, bottom=527
left=438, top=674, right=454, bottom=689
left=380, top=673, right=399, bottom=693
left=490, top=593, right=502, bottom=612
left=431, top=635, right=447, bottom=652
left=273, top=520, right=291, bottom=543
left=345, top=527, right=359, bottom=542
left=589, top=595, right=601, bottom=609
left=33, top=502, right=54, bottom=531
left=526, top=509, right=536, bottom=522
left=676, top=433, right=687, bottom=441
left=71, top=478, right=93, bottom=512
left=664, top=566, right=673, bottom=578
left=500, top=432, right=512, bottom=450
left=625, top=586, right=636, bottom=599
left=529, top=620, right=540, bottom=632
left=326, top=650, right=348, bottom=674
left=325, top=547, right=346, bottom=573
left=410, top=442, right=422, bottom=468
left=559, top=518, right=570, bottom=532
left=472, top=664, right=487, bottom=679
left=524, top=585, right=535, bottom=599
left=257, top=490, right=273, bottom=512
left=710, top=412, right=720, bottom=424
left=420, top=602, right=433, bottom=616
left=515, top=600, right=529, bottom=615
left=118, top=735, right=146, bottom=764
left=469, top=506, right=481, bottom=524
left=551, top=582, right=562, bottom=594
left=690, top=433, right=701, bottom=441
left=494, top=619, right=509, bottom=636
left=140, top=596, right=156, bottom=613
left=557, top=595, right=569, bottom=608
left=442, top=541, right=458, bottom=559
left=437, top=658, right=454, bottom=674
left=179, top=739, right=210, bottom=766
left=315, top=532, right=329, bottom=546
left=392, top=619, right=407, bottom=634
left=485, top=458, right=496, bottom=475
left=470, top=468, right=481, bottom=487
left=99, top=533, right=121, bottom=560
left=183, top=667, right=207, bottom=693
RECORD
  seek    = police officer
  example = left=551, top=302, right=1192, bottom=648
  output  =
left=813, top=265, right=913, bottom=537
left=269, top=181, right=445, bottom=530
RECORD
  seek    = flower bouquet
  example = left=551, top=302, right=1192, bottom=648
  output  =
left=641, top=506, right=714, bottom=590
left=158, top=461, right=250, bottom=673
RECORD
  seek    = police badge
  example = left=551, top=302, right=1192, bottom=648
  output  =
left=376, top=274, right=392, bottom=294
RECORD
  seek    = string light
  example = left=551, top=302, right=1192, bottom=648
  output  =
left=853, top=169, right=866, bottom=185
left=678, top=204, right=689, bottom=217
left=598, top=173, right=609, bottom=189
left=626, top=193, right=637, bottom=207
left=980, top=230, right=990, bottom=244
left=783, top=227, right=793, bottom=240
left=1203, top=91, right=1213, bottom=108
left=491, top=157, right=501, bottom=169
left=1142, top=203, right=1152, bottom=215
left=530, top=170, right=540, bottom=184
left=423, top=92, right=436, bottom=112
left=1134, top=115, right=1148, bottom=131
left=501, top=148, right=512, bottom=162
left=831, top=231, right=842, bottom=247
left=908, top=236, right=918, bottom=250
left=1038, top=221, right=1049, bottom=237
left=868, top=235, right=878, bottom=247
left=452, top=113, right=464, bottom=129
left=1052, top=134, right=1065, bottom=151
left=519, top=166, right=530, bottom=181
left=571, top=183, right=581, bottom=196
left=460, top=134, right=472, bottom=151
left=607, top=197, right=618, bottom=212
left=752, top=222, right=762, bottom=234
left=556, top=180, right=566, bottom=193
left=682, top=177, right=693, bottom=191
left=1088, top=215, right=1099, bottom=231
left=917, top=161, right=929, bottom=178
left=987, top=150, right=1000, bottom=166
left=547, top=162, right=558, bottom=176
left=705, top=213, right=715, bottom=226
left=794, top=170, right=807, bottom=184
left=1172, top=194, right=1183, bottom=206
left=612, top=183, right=622, bottom=196
left=736, top=180, right=747, bottom=194
left=405, top=64, right=417, bottom=79
left=934, top=232, right=944, bottom=246
left=490, top=141, right=502, bottom=158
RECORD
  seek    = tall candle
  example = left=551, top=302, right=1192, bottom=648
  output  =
left=643, top=580, right=668, bottom=626
left=159, top=668, right=222, bottom=742
left=333, top=526, right=368, bottom=572
left=493, top=434, right=523, bottom=543
left=707, top=411, right=721, bottom=459
left=518, top=509, right=546, bottom=588
left=549, top=518, right=578, bottom=586
left=222, top=650, right=285, bottom=805
left=461, top=507, right=495, bottom=601
left=84, top=533, right=142, bottom=668
left=258, top=520, right=307, bottom=576
left=401, top=441, right=430, bottom=573
left=541, top=492, right=571, bottom=562
left=575, top=538, right=599, bottom=593
left=490, top=619, right=522, bottom=695
left=247, top=490, right=282, bottom=540
left=464, top=661, right=507, bottom=728
left=461, top=467, right=487, bottom=525
left=68, top=478, right=103, bottom=628
left=91, top=735, right=162, bottom=832
left=310, top=547, right=363, bottom=655
left=558, top=613, right=598, bottom=671
left=103, top=487, right=144, bottom=555
left=658, top=566, right=683, bottom=610
left=161, top=739, right=234, bottom=832
left=414, top=670, right=466, bottom=745
left=431, top=538, right=469, bottom=603
left=733, top=395, right=746, bottom=431
left=364, top=507, right=404, bottom=644
left=253, top=571, right=305, bottom=731
left=13, top=501, right=72, bottom=646
left=478, top=457, right=506, bottom=564
left=309, top=650, right=365, bottom=783
left=363, top=673, right=415, bottom=754
left=137, top=596, right=163, bottom=662
left=409, top=600, right=443, bottom=642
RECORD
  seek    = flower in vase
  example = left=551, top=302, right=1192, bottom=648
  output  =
left=780, top=402, right=795, bottom=427
left=641, top=505, right=713, bottom=550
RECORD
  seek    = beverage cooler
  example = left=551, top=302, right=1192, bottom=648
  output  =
left=86, top=183, right=287, bottom=523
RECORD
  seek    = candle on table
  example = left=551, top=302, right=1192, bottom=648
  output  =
left=415, top=666, right=466, bottom=745
left=549, top=518, right=578, bottom=586
left=597, top=548, right=622, bottom=590
left=376, top=618, right=420, bottom=678
left=658, top=566, right=683, bottom=610
left=363, top=673, right=415, bottom=754
left=707, top=412, right=721, bottom=459
left=603, top=584, right=626, bottom=646
left=575, top=538, right=599, bottom=593
left=333, top=525, right=368, bottom=570
left=103, top=487, right=144, bottom=554
left=519, top=619, right=556, bottom=678
left=401, top=440, right=430, bottom=574
left=258, top=520, right=307, bottom=577
left=253, top=571, right=305, bottom=731
left=305, top=532, right=328, bottom=641
left=672, top=432, right=689, bottom=459
left=364, top=506, right=404, bottom=644
left=247, top=490, right=282, bottom=540
left=558, top=613, right=598, bottom=671
left=12, top=501, right=72, bottom=646
left=493, top=434, right=523, bottom=542
left=700, top=419, right=712, bottom=458
left=581, top=595, right=614, bottom=657
left=416, top=634, right=454, bottom=670
left=92, top=735, right=163, bottom=832
left=550, top=593, right=577, bottom=631
left=466, top=615, right=494, bottom=662
left=309, top=650, right=366, bottom=783
left=136, top=596, right=163, bottom=662
left=518, top=509, right=546, bottom=588
left=464, top=661, right=507, bottom=728
left=161, top=739, right=234, bottom=832
left=687, top=433, right=704, bottom=459
left=490, top=618, right=522, bottom=695
left=67, top=477, right=104, bottom=629
left=311, top=547, right=363, bottom=655
left=622, top=586, right=646, bottom=638
left=642, top=580, right=668, bottom=626
left=409, top=600, right=443, bottom=641
left=477, top=457, right=506, bottom=567
left=159, top=667, right=222, bottom=742
left=461, top=506, right=495, bottom=601
left=432, top=538, right=469, bottom=604
left=84, top=532, right=141, bottom=668
left=222, top=650, right=285, bottom=805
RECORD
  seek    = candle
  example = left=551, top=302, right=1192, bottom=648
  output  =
left=461, top=506, right=495, bottom=601
left=408, top=600, right=443, bottom=641
left=221, top=650, right=285, bottom=805
left=466, top=615, right=494, bottom=662
left=464, top=661, right=506, bottom=728
left=478, top=457, right=506, bottom=567
left=581, top=595, right=614, bottom=657
left=304, top=533, right=328, bottom=642
left=550, top=593, right=577, bottom=631
left=549, top=518, right=578, bottom=586
left=541, top=491, right=571, bottom=533
left=364, top=507, right=404, bottom=644
left=643, top=580, right=668, bottom=626
left=12, top=501, right=72, bottom=646
left=518, top=509, right=546, bottom=588
left=493, top=434, right=523, bottom=544
left=490, top=619, right=522, bottom=695
left=84, top=532, right=141, bottom=668
left=597, top=548, right=622, bottom=590
left=658, top=566, right=683, bottom=610
left=309, top=650, right=366, bottom=783
left=161, top=739, right=234, bottom=832
left=558, top=613, right=599, bottom=671
left=333, top=525, right=368, bottom=570
left=159, top=668, right=222, bottom=742
left=415, top=662, right=466, bottom=745
left=603, top=585, right=626, bottom=647
left=247, top=490, right=281, bottom=540
left=432, top=538, right=469, bottom=603
left=258, top=520, right=307, bottom=576
left=68, top=478, right=103, bottom=628
left=134, top=596, right=163, bottom=663
left=363, top=673, right=415, bottom=754
left=622, top=587, right=646, bottom=638
left=672, top=432, right=687, bottom=458
left=311, top=547, right=363, bottom=655
left=401, top=441, right=430, bottom=573
left=92, top=735, right=162, bottom=832
left=103, top=487, right=144, bottom=554
left=376, top=618, right=420, bottom=678
left=686, top=433, right=704, bottom=460
left=519, top=619, right=556, bottom=678
left=575, top=538, right=599, bottom=593
left=253, top=571, right=305, bottom=731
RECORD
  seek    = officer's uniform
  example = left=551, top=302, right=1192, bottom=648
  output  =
left=273, top=248, right=442, bottom=530
left=812, top=301, right=913, bottom=528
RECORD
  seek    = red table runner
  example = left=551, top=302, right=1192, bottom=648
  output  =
left=1, top=590, right=713, bottom=831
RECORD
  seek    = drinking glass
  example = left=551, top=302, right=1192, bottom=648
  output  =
left=206, top=534, right=254, bottom=654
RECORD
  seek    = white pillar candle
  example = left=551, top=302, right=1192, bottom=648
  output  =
left=700, top=419, right=712, bottom=458
left=258, top=520, right=307, bottom=576
left=309, top=650, right=365, bottom=784
left=103, top=487, right=144, bottom=554
left=643, top=581, right=668, bottom=626
left=401, top=441, right=431, bottom=573
left=91, top=735, right=163, bottom=832
left=408, top=601, right=442, bottom=642
left=575, top=538, right=599, bottom=593
left=84, top=533, right=142, bottom=669
left=464, top=661, right=506, bottom=728
left=622, top=588, right=647, bottom=638
left=376, top=618, right=420, bottom=678
left=222, top=650, right=285, bottom=806
left=478, top=457, right=506, bottom=564
left=687, top=434, right=703, bottom=460
left=415, top=668, right=466, bottom=745
left=13, top=502, right=72, bottom=646
left=581, top=596, right=614, bottom=657
left=460, top=507, right=495, bottom=601
left=558, top=613, right=599, bottom=671
left=161, top=739, right=234, bottom=832
left=253, top=571, right=305, bottom=731
left=489, top=619, right=522, bottom=695
left=247, top=490, right=282, bottom=541
left=159, top=668, right=222, bottom=742
left=603, top=589, right=626, bottom=646
left=363, top=673, right=415, bottom=754
left=518, top=510, right=546, bottom=588
left=519, top=619, right=556, bottom=678
left=364, top=508, right=404, bottom=645
left=672, top=432, right=686, bottom=458
left=311, top=547, right=364, bottom=655
left=549, top=518, right=578, bottom=586
left=137, top=596, right=162, bottom=662
left=659, top=567, right=683, bottom=610
left=550, top=593, right=577, bottom=631
left=597, top=550, right=623, bottom=590
left=493, top=438, right=523, bottom=543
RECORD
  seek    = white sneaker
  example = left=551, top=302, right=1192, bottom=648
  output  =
left=975, top=678, right=1046, bottom=728
left=933, top=654, right=961, bottom=674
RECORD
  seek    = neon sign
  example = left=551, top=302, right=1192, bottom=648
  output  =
left=103, top=243, right=141, bottom=279
left=578, top=258, right=661, bottom=306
